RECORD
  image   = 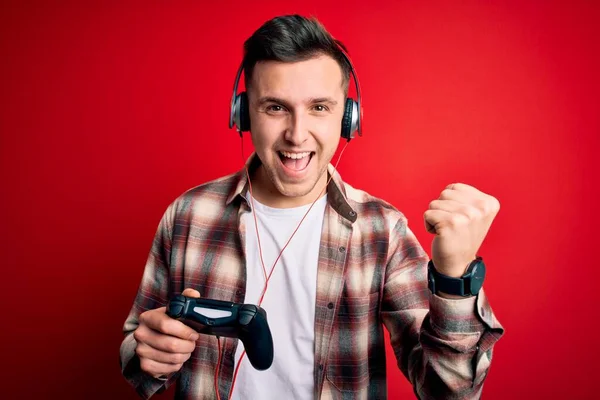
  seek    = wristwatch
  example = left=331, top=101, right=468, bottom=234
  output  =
left=427, top=257, right=486, bottom=297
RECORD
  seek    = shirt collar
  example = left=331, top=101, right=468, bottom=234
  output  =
left=225, top=152, right=358, bottom=223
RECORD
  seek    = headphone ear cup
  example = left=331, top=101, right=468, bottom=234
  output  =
left=239, top=92, right=250, bottom=132
left=341, top=98, right=355, bottom=140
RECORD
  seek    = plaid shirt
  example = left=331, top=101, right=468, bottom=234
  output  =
left=120, top=154, right=504, bottom=400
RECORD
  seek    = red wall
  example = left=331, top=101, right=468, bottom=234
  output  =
left=1, top=1, right=598, bottom=399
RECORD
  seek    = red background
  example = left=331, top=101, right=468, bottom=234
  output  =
left=1, top=1, right=598, bottom=399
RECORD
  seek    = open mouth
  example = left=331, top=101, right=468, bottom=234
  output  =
left=278, top=150, right=315, bottom=172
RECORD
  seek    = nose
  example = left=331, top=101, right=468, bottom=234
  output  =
left=284, top=112, right=309, bottom=146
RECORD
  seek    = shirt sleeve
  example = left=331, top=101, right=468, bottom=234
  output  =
left=119, top=202, right=180, bottom=399
left=380, top=218, right=505, bottom=399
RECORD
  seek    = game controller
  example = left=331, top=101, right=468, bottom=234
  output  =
left=165, top=294, right=274, bottom=370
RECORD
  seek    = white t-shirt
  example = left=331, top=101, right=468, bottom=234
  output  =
left=230, top=192, right=327, bottom=400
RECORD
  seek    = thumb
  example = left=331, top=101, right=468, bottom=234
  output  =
left=182, top=288, right=201, bottom=298
left=424, top=212, right=436, bottom=234
left=424, top=219, right=436, bottom=234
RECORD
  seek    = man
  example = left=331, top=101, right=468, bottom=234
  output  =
left=120, top=14, right=504, bottom=400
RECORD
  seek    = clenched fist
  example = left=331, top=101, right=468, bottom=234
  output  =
left=134, top=288, right=202, bottom=379
left=424, top=183, right=500, bottom=278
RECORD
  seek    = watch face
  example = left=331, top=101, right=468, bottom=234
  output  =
left=469, top=260, right=486, bottom=294
left=427, top=264, right=436, bottom=294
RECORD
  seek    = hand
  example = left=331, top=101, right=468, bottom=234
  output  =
left=424, top=183, right=500, bottom=278
left=134, top=288, right=202, bottom=379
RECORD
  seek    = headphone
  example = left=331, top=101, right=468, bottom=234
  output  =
left=229, top=45, right=363, bottom=141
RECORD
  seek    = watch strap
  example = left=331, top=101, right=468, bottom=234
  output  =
left=428, top=260, right=469, bottom=296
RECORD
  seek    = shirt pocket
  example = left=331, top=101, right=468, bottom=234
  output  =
left=325, top=291, right=380, bottom=394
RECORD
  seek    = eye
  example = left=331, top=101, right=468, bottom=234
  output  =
left=313, top=104, right=329, bottom=112
left=266, top=104, right=285, bottom=113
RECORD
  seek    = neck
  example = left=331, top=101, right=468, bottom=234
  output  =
left=249, top=165, right=327, bottom=209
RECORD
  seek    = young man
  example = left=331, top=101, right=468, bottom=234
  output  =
left=120, top=14, right=504, bottom=400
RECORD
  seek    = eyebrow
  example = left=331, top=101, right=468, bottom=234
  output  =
left=256, top=96, right=338, bottom=107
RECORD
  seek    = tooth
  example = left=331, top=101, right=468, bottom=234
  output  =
left=279, top=151, right=310, bottom=159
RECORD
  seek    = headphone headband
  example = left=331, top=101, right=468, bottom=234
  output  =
left=335, top=45, right=362, bottom=137
left=229, top=60, right=245, bottom=131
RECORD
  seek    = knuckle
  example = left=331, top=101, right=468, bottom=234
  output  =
left=133, top=327, right=144, bottom=343
left=135, top=342, right=145, bottom=357
left=440, top=189, right=452, bottom=199
left=479, top=198, right=497, bottom=215
left=481, top=205, right=491, bottom=215
left=172, top=353, right=184, bottom=364
left=476, top=198, right=487, bottom=212
left=140, top=309, right=155, bottom=322
left=176, top=352, right=190, bottom=364
left=157, top=318, right=170, bottom=334
left=463, top=206, right=478, bottom=220
left=449, top=214, right=465, bottom=227
left=166, top=338, right=180, bottom=353
left=139, top=358, right=153, bottom=374
left=490, top=196, right=501, bottom=212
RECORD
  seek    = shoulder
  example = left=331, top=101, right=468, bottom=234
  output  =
left=180, top=171, right=240, bottom=202
left=339, top=180, right=428, bottom=264
left=163, top=171, right=242, bottom=223
left=341, top=180, right=410, bottom=233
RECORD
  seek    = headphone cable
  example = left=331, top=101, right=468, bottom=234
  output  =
left=219, top=138, right=350, bottom=400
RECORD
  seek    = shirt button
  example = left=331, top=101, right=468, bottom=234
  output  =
left=349, top=211, right=356, bottom=217
left=319, top=364, right=323, bottom=370
left=327, top=302, right=334, bottom=309
left=339, top=246, right=346, bottom=252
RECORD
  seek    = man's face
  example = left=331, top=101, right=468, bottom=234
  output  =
left=247, top=55, right=345, bottom=206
